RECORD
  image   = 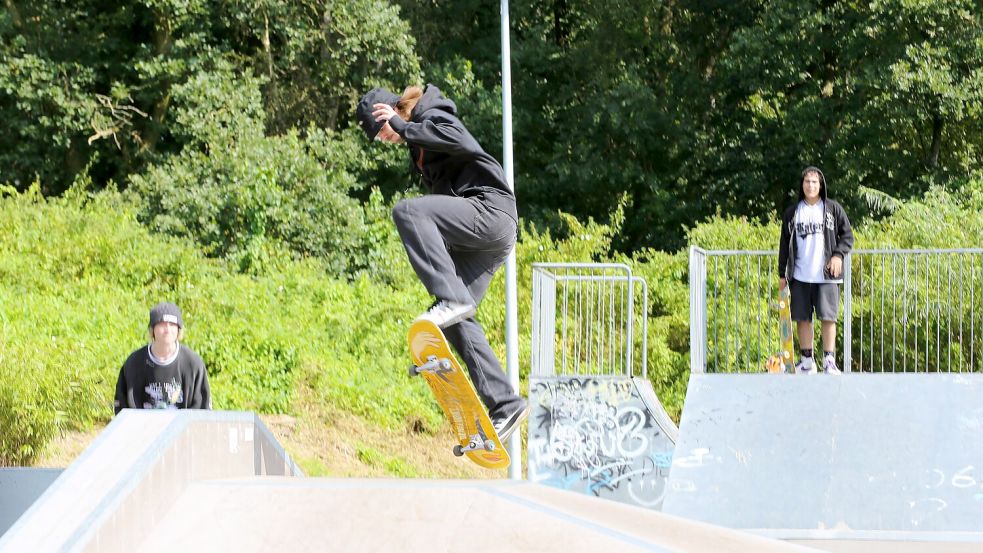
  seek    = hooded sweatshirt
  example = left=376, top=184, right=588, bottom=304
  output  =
left=778, top=168, right=854, bottom=282
left=386, top=85, right=518, bottom=223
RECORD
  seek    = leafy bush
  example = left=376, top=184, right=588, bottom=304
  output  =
left=129, top=62, right=375, bottom=277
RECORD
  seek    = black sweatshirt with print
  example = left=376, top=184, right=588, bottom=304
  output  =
left=114, top=344, right=211, bottom=414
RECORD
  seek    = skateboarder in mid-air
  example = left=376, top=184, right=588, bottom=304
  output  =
left=356, top=84, right=528, bottom=439
left=778, top=166, right=854, bottom=374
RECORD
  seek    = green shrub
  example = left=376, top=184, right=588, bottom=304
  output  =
left=128, top=62, right=374, bottom=278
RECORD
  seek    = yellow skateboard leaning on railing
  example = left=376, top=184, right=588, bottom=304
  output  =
left=766, top=286, right=795, bottom=374
left=407, top=319, right=510, bottom=469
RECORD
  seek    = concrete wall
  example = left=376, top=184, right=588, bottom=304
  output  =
left=0, top=468, right=62, bottom=537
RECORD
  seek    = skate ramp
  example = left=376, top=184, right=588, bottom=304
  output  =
left=0, top=410, right=300, bottom=553
left=134, top=478, right=810, bottom=553
left=528, top=376, right=678, bottom=509
left=663, top=373, right=983, bottom=549
left=0, top=409, right=807, bottom=553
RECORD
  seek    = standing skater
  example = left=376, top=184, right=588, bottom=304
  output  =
left=778, top=166, right=854, bottom=374
left=114, top=301, right=212, bottom=414
left=356, top=84, right=528, bottom=438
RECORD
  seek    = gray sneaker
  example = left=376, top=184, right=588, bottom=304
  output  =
left=492, top=402, right=529, bottom=440
left=823, top=356, right=841, bottom=375
left=795, top=357, right=816, bottom=374
left=414, top=300, right=476, bottom=328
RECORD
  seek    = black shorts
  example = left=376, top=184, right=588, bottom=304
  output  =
left=790, top=280, right=840, bottom=322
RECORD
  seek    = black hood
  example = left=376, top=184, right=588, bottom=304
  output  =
left=798, top=166, right=828, bottom=201
left=411, top=84, right=457, bottom=122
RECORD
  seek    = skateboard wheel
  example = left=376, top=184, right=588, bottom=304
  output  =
left=440, top=359, right=451, bottom=370
left=453, top=445, right=465, bottom=457
left=484, top=440, right=496, bottom=452
left=407, top=364, right=419, bottom=377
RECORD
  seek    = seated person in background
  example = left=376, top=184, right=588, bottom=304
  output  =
left=114, top=301, right=211, bottom=414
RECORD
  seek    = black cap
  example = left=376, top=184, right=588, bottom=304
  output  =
left=149, top=302, right=184, bottom=328
left=355, top=87, right=400, bottom=140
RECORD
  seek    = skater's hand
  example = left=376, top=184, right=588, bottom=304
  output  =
left=779, top=277, right=787, bottom=290
left=827, top=256, right=843, bottom=278
left=372, top=103, right=397, bottom=122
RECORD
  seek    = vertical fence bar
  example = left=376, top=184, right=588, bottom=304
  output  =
left=903, top=255, right=909, bottom=373
left=724, top=257, right=730, bottom=372
left=756, top=256, right=762, bottom=366
left=958, top=254, right=964, bottom=373
left=843, top=253, right=853, bottom=372
left=949, top=256, right=954, bottom=372
left=892, top=254, right=897, bottom=372
left=870, top=254, right=875, bottom=372
left=713, top=256, right=719, bottom=373
left=936, top=254, right=941, bottom=372
left=917, top=252, right=921, bottom=372
left=745, top=255, right=751, bottom=371
left=880, top=255, right=886, bottom=372
left=925, top=254, right=930, bottom=371
left=859, top=254, right=864, bottom=372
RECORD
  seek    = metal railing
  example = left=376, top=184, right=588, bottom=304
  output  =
left=531, top=263, right=648, bottom=378
left=690, top=247, right=983, bottom=373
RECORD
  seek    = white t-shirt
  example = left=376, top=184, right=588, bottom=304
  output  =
left=147, top=344, right=179, bottom=366
left=793, top=200, right=830, bottom=283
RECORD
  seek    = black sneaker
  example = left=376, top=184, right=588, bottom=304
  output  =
left=491, top=402, right=529, bottom=440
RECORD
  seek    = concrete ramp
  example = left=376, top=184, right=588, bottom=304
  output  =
left=1, top=409, right=806, bottom=553
left=0, top=410, right=300, bottom=553
left=663, top=373, right=983, bottom=548
left=528, top=376, right=677, bottom=509
left=136, top=479, right=809, bottom=553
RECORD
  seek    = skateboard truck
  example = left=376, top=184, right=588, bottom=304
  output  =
left=453, top=432, right=496, bottom=457
left=408, top=355, right=452, bottom=377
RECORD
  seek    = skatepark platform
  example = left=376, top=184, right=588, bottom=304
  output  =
left=663, top=373, right=983, bottom=551
left=5, top=374, right=983, bottom=552
left=0, top=409, right=803, bottom=553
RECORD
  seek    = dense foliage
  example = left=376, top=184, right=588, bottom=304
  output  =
left=4, top=1, right=981, bottom=251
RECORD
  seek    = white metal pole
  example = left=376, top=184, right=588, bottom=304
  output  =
left=500, top=0, right=522, bottom=480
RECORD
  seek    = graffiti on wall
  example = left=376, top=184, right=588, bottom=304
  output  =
left=527, top=377, right=675, bottom=509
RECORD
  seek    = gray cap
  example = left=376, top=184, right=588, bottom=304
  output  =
left=355, top=87, right=400, bottom=140
left=149, top=302, right=184, bottom=328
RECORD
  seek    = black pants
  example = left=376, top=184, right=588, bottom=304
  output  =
left=392, top=195, right=524, bottom=418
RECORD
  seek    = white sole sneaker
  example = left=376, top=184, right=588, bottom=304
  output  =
left=414, top=301, right=477, bottom=328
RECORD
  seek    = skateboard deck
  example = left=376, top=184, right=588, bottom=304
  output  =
left=768, top=285, right=795, bottom=373
left=777, top=286, right=795, bottom=373
left=408, top=319, right=510, bottom=469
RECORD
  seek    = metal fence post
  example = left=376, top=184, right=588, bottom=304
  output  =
left=843, top=253, right=853, bottom=373
left=690, top=247, right=707, bottom=373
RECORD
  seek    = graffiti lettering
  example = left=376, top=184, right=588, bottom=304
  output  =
left=528, top=377, right=676, bottom=510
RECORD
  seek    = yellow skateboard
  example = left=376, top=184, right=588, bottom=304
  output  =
left=407, top=319, right=510, bottom=469
left=766, top=285, right=795, bottom=373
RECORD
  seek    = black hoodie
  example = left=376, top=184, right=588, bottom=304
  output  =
left=778, top=167, right=854, bottom=282
left=387, top=85, right=518, bottom=223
